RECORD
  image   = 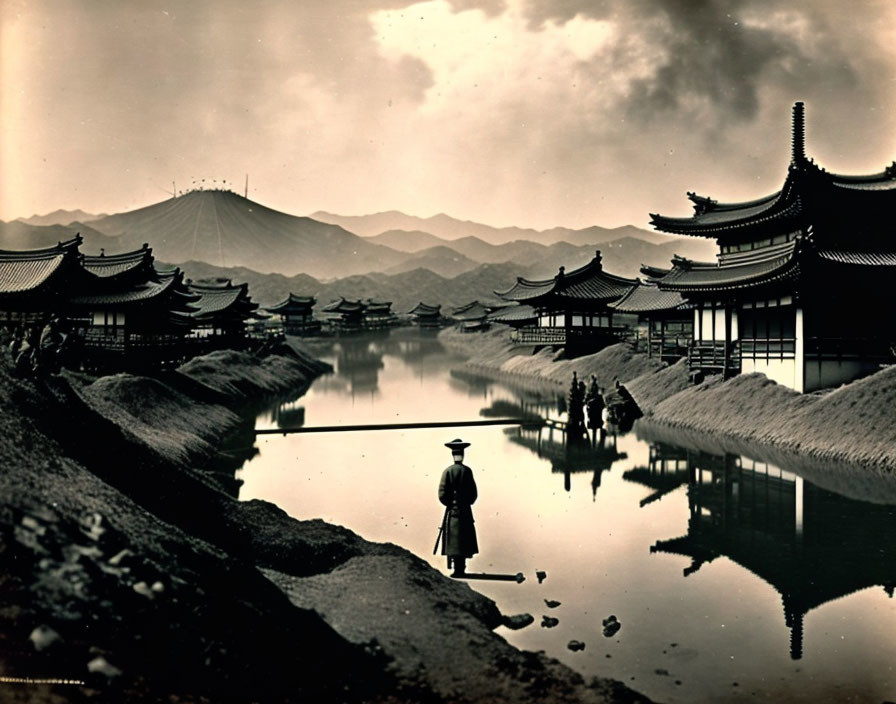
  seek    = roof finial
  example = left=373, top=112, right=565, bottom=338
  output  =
left=792, top=101, right=806, bottom=166
left=557, top=266, right=565, bottom=278
left=594, top=250, right=602, bottom=269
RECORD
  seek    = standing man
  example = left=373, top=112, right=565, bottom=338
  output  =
left=438, top=439, right=478, bottom=577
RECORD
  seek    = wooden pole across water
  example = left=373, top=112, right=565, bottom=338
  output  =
left=255, top=418, right=543, bottom=435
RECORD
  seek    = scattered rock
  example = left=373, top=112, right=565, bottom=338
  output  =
left=87, top=656, right=122, bottom=678
left=132, top=581, right=154, bottom=599
left=536, top=570, right=547, bottom=584
left=151, top=580, right=165, bottom=594
left=79, top=512, right=105, bottom=541
left=654, top=669, right=669, bottom=677
left=29, top=625, right=62, bottom=651
left=567, top=640, right=585, bottom=652
left=541, top=616, right=559, bottom=629
left=108, top=548, right=133, bottom=566
left=544, top=599, right=561, bottom=608
left=502, top=613, right=534, bottom=630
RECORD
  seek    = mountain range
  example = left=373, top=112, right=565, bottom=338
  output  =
left=4, top=192, right=717, bottom=291
left=311, top=210, right=675, bottom=246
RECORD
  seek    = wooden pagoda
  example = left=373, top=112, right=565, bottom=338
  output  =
left=322, top=298, right=365, bottom=334
left=266, top=293, right=320, bottom=336
left=186, top=278, right=260, bottom=348
left=363, top=299, right=397, bottom=329
left=408, top=302, right=444, bottom=328
left=72, top=247, right=199, bottom=368
left=450, top=301, right=492, bottom=333
left=495, top=251, right=636, bottom=352
left=649, top=102, right=896, bottom=391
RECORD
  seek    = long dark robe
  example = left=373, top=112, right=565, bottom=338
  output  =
left=438, top=462, right=478, bottom=558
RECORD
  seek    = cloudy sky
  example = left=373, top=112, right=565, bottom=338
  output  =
left=2, top=0, right=895, bottom=229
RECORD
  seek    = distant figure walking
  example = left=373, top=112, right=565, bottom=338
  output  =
left=437, top=438, right=479, bottom=577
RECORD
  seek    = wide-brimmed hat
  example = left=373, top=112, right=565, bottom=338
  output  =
left=444, top=438, right=470, bottom=451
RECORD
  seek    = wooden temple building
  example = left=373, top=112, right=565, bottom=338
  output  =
left=266, top=293, right=320, bottom=336
left=648, top=446, right=896, bottom=660
left=610, top=273, right=693, bottom=363
left=407, top=302, right=445, bottom=328
left=450, top=301, right=493, bottom=332
left=0, top=235, right=85, bottom=328
left=321, top=297, right=397, bottom=334
left=649, top=102, right=896, bottom=391
left=185, top=278, right=261, bottom=348
left=495, top=251, right=637, bottom=352
left=69, top=247, right=199, bottom=368
left=0, top=236, right=263, bottom=370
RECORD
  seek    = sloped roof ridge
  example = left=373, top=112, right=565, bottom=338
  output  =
left=0, top=234, right=83, bottom=260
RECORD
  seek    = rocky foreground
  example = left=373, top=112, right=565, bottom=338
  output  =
left=440, top=327, right=896, bottom=472
left=0, top=340, right=651, bottom=703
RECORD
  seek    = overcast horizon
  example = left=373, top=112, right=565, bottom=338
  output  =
left=2, top=0, right=895, bottom=230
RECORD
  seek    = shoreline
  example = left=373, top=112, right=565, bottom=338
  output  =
left=439, top=327, right=896, bottom=473
left=1, top=336, right=653, bottom=703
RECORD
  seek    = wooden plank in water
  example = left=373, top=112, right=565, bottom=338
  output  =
left=255, top=418, right=543, bottom=435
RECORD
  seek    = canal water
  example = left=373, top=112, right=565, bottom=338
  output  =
left=237, top=330, right=896, bottom=704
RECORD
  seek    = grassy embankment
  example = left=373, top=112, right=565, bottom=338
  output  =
left=440, top=326, right=896, bottom=471
left=0, top=338, right=652, bottom=704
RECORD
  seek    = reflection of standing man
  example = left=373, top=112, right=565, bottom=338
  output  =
left=438, top=439, right=478, bottom=577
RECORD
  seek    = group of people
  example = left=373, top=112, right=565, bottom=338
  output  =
left=566, top=371, right=607, bottom=444
left=4, top=317, right=73, bottom=377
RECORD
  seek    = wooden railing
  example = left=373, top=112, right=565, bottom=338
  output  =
left=739, top=338, right=796, bottom=359
left=688, top=340, right=740, bottom=375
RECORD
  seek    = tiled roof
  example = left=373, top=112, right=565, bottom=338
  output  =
left=497, top=252, right=636, bottom=303
left=653, top=240, right=799, bottom=293
left=82, top=245, right=152, bottom=279
left=189, top=286, right=248, bottom=317
left=487, top=304, right=536, bottom=322
left=409, top=302, right=441, bottom=315
left=495, top=277, right=556, bottom=302
left=611, top=284, right=689, bottom=313
left=322, top=297, right=364, bottom=313
left=70, top=275, right=178, bottom=305
left=0, top=236, right=82, bottom=295
left=452, top=301, right=489, bottom=321
left=267, top=293, right=316, bottom=312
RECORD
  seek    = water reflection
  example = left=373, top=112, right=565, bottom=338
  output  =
left=645, top=446, right=896, bottom=660
left=239, top=331, right=896, bottom=703
left=334, top=338, right=384, bottom=397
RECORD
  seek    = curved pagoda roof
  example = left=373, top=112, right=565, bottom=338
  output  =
left=0, top=235, right=83, bottom=295
left=650, top=102, right=896, bottom=246
left=650, top=239, right=802, bottom=294
left=266, top=293, right=316, bottom=313
left=322, top=297, right=364, bottom=314
left=496, top=251, right=636, bottom=304
left=71, top=267, right=197, bottom=307
left=487, top=303, right=536, bottom=323
left=451, top=300, right=490, bottom=321
left=187, top=279, right=258, bottom=319
left=409, top=302, right=441, bottom=315
left=82, top=243, right=153, bottom=280
left=364, top=299, right=393, bottom=313
left=611, top=283, right=690, bottom=313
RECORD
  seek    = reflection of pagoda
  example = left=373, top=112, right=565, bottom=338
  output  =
left=334, top=339, right=384, bottom=396
left=623, top=442, right=691, bottom=507
left=649, top=449, right=896, bottom=660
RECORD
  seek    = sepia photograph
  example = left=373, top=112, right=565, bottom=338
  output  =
left=1, top=1, right=895, bottom=702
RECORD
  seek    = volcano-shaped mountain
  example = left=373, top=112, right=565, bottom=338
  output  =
left=89, top=190, right=406, bottom=278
